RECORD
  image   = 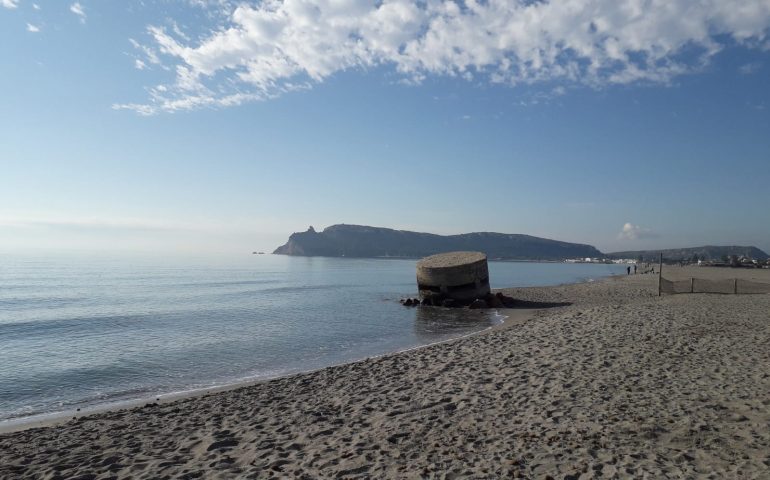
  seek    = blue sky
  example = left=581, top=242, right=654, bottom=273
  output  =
left=1, top=1, right=769, bottom=255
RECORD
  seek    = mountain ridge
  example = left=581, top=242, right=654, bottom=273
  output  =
left=273, top=224, right=770, bottom=262
left=273, top=224, right=603, bottom=260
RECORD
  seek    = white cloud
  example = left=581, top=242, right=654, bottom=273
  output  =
left=739, top=61, right=762, bottom=74
left=118, top=0, right=770, bottom=114
left=128, top=37, right=162, bottom=67
left=26, top=23, right=39, bottom=32
left=618, top=222, right=657, bottom=241
left=1, top=0, right=19, bottom=9
left=32, top=3, right=39, bottom=10
left=70, top=2, right=86, bottom=22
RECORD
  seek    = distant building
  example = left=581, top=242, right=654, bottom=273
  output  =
left=611, top=259, right=636, bottom=264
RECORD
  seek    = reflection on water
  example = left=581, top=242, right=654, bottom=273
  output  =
left=413, top=305, right=500, bottom=342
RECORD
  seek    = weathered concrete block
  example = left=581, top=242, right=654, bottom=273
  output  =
left=416, top=251, right=491, bottom=302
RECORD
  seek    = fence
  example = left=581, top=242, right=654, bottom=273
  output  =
left=660, top=276, right=770, bottom=295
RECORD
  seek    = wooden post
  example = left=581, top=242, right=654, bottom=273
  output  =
left=734, top=278, right=738, bottom=295
left=658, top=252, right=663, bottom=296
left=690, top=277, right=694, bottom=293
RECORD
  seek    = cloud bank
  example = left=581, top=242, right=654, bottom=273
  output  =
left=115, top=0, right=770, bottom=114
left=0, top=215, right=204, bottom=233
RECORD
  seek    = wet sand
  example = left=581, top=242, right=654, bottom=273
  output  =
left=2, top=269, right=769, bottom=479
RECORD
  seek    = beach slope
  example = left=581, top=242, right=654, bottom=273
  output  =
left=2, top=269, right=769, bottom=478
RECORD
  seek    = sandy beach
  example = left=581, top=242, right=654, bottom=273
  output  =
left=2, top=267, right=769, bottom=479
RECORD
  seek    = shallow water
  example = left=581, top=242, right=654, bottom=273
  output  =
left=0, top=254, right=624, bottom=421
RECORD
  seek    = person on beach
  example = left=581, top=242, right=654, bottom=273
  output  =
left=634, top=264, right=637, bottom=274
left=627, top=266, right=631, bottom=275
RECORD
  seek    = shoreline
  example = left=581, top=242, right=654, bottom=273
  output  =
left=5, top=267, right=767, bottom=478
left=0, top=304, right=534, bottom=436
left=0, top=275, right=616, bottom=435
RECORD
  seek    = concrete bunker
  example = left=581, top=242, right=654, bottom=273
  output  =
left=416, top=251, right=491, bottom=302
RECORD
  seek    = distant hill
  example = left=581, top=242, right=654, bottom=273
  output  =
left=608, top=246, right=769, bottom=262
left=273, top=224, right=603, bottom=260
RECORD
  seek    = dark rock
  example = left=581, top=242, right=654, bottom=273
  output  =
left=403, top=298, right=413, bottom=306
left=422, top=294, right=445, bottom=306
left=441, top=299, right=458, bottom=308
left=496, top=292, right=517, bottom=307
left=484, top=294, right=504, bottom=308
left=469, top=299, right=488, bottom=309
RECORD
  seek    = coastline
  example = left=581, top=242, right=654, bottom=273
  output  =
left=3, top=268, right=769, bottom=478
left=0, top=306, right=525, bottom=436
left=0, top=273, right=613, bottom=435
left=0, top=273, right=638, bottom=436
left=0, top=308, right=518, bottom=436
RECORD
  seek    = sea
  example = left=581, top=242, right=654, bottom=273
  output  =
left=0, top=254, right=625, bottom=425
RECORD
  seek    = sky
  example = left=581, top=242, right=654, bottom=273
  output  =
left=1, top=0, right=769, bottom=255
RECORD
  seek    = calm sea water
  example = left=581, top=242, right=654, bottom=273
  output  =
left=0, top=254, right=624, bottom=423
